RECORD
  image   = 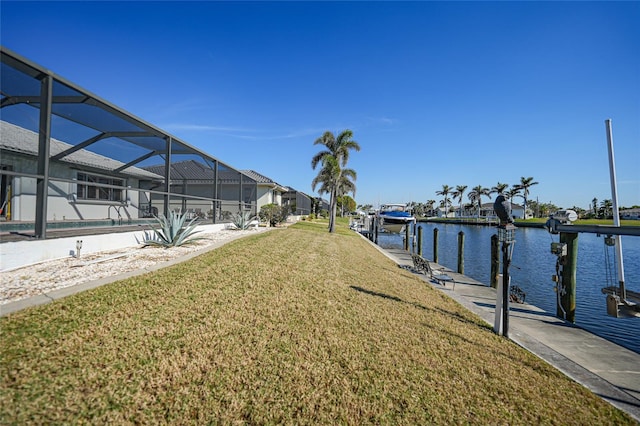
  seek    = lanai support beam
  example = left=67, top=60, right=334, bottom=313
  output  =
left=114, top=150, right=157, bottom=173
left=201, top=158, right=219, bottom=224
left=51, top=132, right=107, bottom=161
left=239, top=172, right=243, bottom=212
left=35, top=75, right=53, bottom=239
left=163, top=137, right=172, bottom=218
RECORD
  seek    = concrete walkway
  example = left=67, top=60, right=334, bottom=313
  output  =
left=372, top=242, right=640, bottom=421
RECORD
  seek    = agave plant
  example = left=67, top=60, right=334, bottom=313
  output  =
left=137, top=211, right=204, bottom=247
left=230, top=211, right=257, bottom=230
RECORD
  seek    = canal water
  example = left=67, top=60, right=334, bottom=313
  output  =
left=377, top=222, right=640, bottom=354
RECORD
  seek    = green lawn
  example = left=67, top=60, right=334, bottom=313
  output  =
left=1, top=221, right=634, bottom=424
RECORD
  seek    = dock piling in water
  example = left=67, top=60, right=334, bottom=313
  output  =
left=457, top=231, right=465, bottom=274
left=404, top=222, right=410, bottom=251
left=558, top=231, right=578, bottom=323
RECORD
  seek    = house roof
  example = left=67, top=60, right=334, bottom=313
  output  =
left=283, top=187, right=313, bottom=200
left=143, top=160, right=258, bottom=184
left=241, top=170, right=287, bottom=192
left=241, top=169, right=275, bottom=184
left=0, top=121, right=162, bottom=180
left=480, top=201, right=524, bottom=210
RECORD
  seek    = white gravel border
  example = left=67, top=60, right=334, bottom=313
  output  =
left=0, top=228, right=271, bottom=314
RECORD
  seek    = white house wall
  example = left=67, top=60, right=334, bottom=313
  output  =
left=257, top=186, right=283, bottom=212
left=2, top=151, right=143, bottom=221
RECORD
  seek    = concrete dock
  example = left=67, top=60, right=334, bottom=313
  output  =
left=373, top=243, right=640, bottom=421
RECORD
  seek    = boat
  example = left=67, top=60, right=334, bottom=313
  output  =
left=377, top=204, right=415, bottom=233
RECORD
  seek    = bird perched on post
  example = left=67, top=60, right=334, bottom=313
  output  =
left=494, top=195, right=514, bottom=225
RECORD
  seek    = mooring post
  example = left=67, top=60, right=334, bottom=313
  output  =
left=457, top=231, right=465, bottom=274
left=490, top=234, right=499, bottom=288
left=374, top=217, right=379, bottom=245
left=404, top=223, right=410, bottom=251
left=417, top=226, right=423, bottom=256
left=502, top=241, right=511, bottom=337
left=433, top=228, right=439, bottom=263
left=412, top=222, right=417, bottom=253
left=558, top=231, right=579, bottom=322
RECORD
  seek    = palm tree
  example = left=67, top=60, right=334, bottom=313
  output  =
left=412, top=202, right=426, bottom=218
left=505, top=187, right=521, bottom=201
left=491, top=182, right=509, bottom=196
left=514, top=177, right=538, bottom=219
left=311, top=130, right=360, bottom=233
left=312, top=155, right=356, bottom=231
left=600, top=199, right=613, bottom=219
left=452, top=185, right=468, bottom=217
left=436, top=185, right=452, bottom=217
left=468, top=185, right=490, bottom=218
left=425, top=199, right=436, bottom=217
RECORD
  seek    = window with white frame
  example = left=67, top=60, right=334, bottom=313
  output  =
left=76, top=172, right=124, bottom=202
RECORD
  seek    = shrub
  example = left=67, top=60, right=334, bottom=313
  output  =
left=259, top=204, right=290, bottom=227
left=230, top=211, right=257, bottom=230
left=137, top=211, right=203, bottom=247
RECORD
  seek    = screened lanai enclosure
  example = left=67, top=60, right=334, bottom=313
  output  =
left=0, top=47, right=258, bottom=239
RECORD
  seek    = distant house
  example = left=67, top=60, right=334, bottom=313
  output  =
left=477, top=202, right=526, bottom=220
left=435, top=206, right=454, bottom=218
left=142, top=160, right=263, bottom=220
left=317, top=197, right=330, bottom=213
left=241, top=170, right=287, bottom=212
left=282, top=187, right=313, bottom=216
left=0, top=120, right=163, bottom=222
left=621, top=208, right=640, bottom=220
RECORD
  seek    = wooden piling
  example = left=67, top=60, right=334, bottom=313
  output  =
left=371, top=217, right=375, bottom=242
left=433, top=228, right=439, bottom=263
left=417, top=226, right=423, bottom=256
left=457, top=231, right=465, bottom=274
left=374, top=217, right=379, bottom=245
left=558, top=232, right=578, bottom=322
left=490, top=234, right=499, bottom=288
left=404, top=223, right=410, bottom=251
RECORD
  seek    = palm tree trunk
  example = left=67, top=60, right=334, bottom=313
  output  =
left=331, top=200, right=338, bottom=233
left=328, top=188, right=336, bottom=233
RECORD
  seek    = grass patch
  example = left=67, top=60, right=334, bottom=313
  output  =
left=1, top=223, right=634, bottom=424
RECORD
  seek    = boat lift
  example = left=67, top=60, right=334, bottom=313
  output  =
left=547, top=218, right=640, bottom=319
left=546, top=119, right=639, bottom=320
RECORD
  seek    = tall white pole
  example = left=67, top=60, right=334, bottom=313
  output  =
left=604, top=119, right=626, bottom=300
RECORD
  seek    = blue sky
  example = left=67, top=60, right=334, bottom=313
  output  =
left=2, top=1, right=639, bottom=209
